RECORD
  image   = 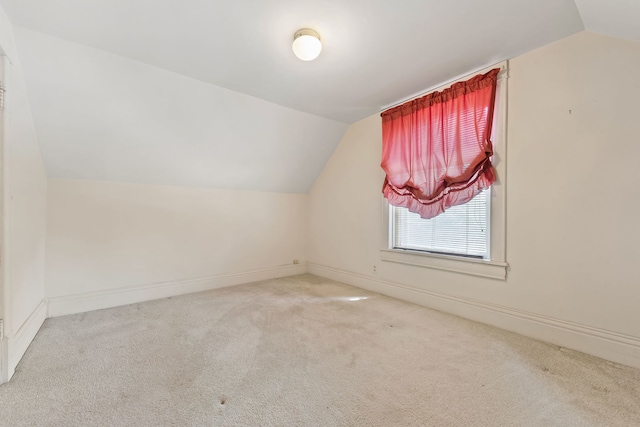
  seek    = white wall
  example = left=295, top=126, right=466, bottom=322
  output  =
left=308, top=31, right=640, bottom=369
left=0, top=4, right=48, bottom=382
left=46, top=179, right=307, bottom=315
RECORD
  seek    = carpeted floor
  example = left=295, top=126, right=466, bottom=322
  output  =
left=1, top=274, right=639, bottom=426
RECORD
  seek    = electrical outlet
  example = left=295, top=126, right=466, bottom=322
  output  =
left=293, top=259, right=299, bottom=265
left=373, top=264, right=377, bottom=274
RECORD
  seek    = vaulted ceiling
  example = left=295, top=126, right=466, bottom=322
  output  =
left=1, top=0, right=638, bottom=193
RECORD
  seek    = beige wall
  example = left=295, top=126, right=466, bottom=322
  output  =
left=0, top=3, right=48, bottom=381
left=308, top=31, right=640, bottom=367
left=46, top=179, right=307, bottom=304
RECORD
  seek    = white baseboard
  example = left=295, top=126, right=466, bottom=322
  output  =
left=6, top=299, right=48, bottom=381
left=48, top=264, right=308, bottom=318
left=308, top=262, right=640, bottom=370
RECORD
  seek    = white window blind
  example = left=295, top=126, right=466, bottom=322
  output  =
left=392, top=190, right=489, bottom=259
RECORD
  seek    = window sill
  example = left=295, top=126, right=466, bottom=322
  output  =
left=380, top=248, right=508, bottom=280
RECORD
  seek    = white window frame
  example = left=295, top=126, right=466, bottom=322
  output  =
left=380, top=61, right=509, bottom=280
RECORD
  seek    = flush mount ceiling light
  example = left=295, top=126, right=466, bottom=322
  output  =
left=292, top=29, right=322, bottom=61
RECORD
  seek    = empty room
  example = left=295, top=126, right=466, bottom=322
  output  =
left=0, top=0, right=639, bottom=425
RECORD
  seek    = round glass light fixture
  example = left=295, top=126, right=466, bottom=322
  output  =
left=292, top=29, right=322, bottom=61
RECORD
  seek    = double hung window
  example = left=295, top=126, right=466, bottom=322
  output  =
left=380, top=63, right=508, bottom=279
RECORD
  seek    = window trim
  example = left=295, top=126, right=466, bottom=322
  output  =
left=380, top=61, right=509, bottom=280
left=380, top=248, right=508, bottom=280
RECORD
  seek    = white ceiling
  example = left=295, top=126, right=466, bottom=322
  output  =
left=3, top=0, right=585, bottom=123
left=2, top=0, right=639, bottom=193
left=575, top=0, right=640, bottom=42
left=12, top=27, right=348, bottom=193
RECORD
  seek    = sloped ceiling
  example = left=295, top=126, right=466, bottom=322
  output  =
left=2, top=0, right=636, bottom=193
left=12, top=28, right=348, bottom=193
left=575, top=0, right=640, bottom=42
left=3, top=0, right=585, bottom=123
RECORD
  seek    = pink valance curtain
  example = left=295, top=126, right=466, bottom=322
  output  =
left=381, top=68, right=500, bottom=219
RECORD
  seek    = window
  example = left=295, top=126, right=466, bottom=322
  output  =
left=392, top=189, right=489, bottom=259
left=380, top=62, right=508, bottom=280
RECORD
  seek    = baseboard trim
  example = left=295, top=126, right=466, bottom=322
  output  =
left=48, top=264, right=308, bottom=318
left=308, top=262, right=640, bottom=370
left=6, top=299, right=48, bottom=381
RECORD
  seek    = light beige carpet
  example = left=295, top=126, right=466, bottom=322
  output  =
left=1, top=274, right=639, bottom=426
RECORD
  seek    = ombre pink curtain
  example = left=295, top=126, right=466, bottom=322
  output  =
left=381, top=68, right=499, bottom=219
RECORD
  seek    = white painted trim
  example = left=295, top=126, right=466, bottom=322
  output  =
left=0, top=52, right=9, bottom=386
left=308, top=262, right=640, bottom=370
left=5, top=299, right=47, bottom=381
left=380, top=248, right=507, bottom=280
left=48, top=264, right=308, bottom=318
left=0, top=336, right=6, bottom=384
